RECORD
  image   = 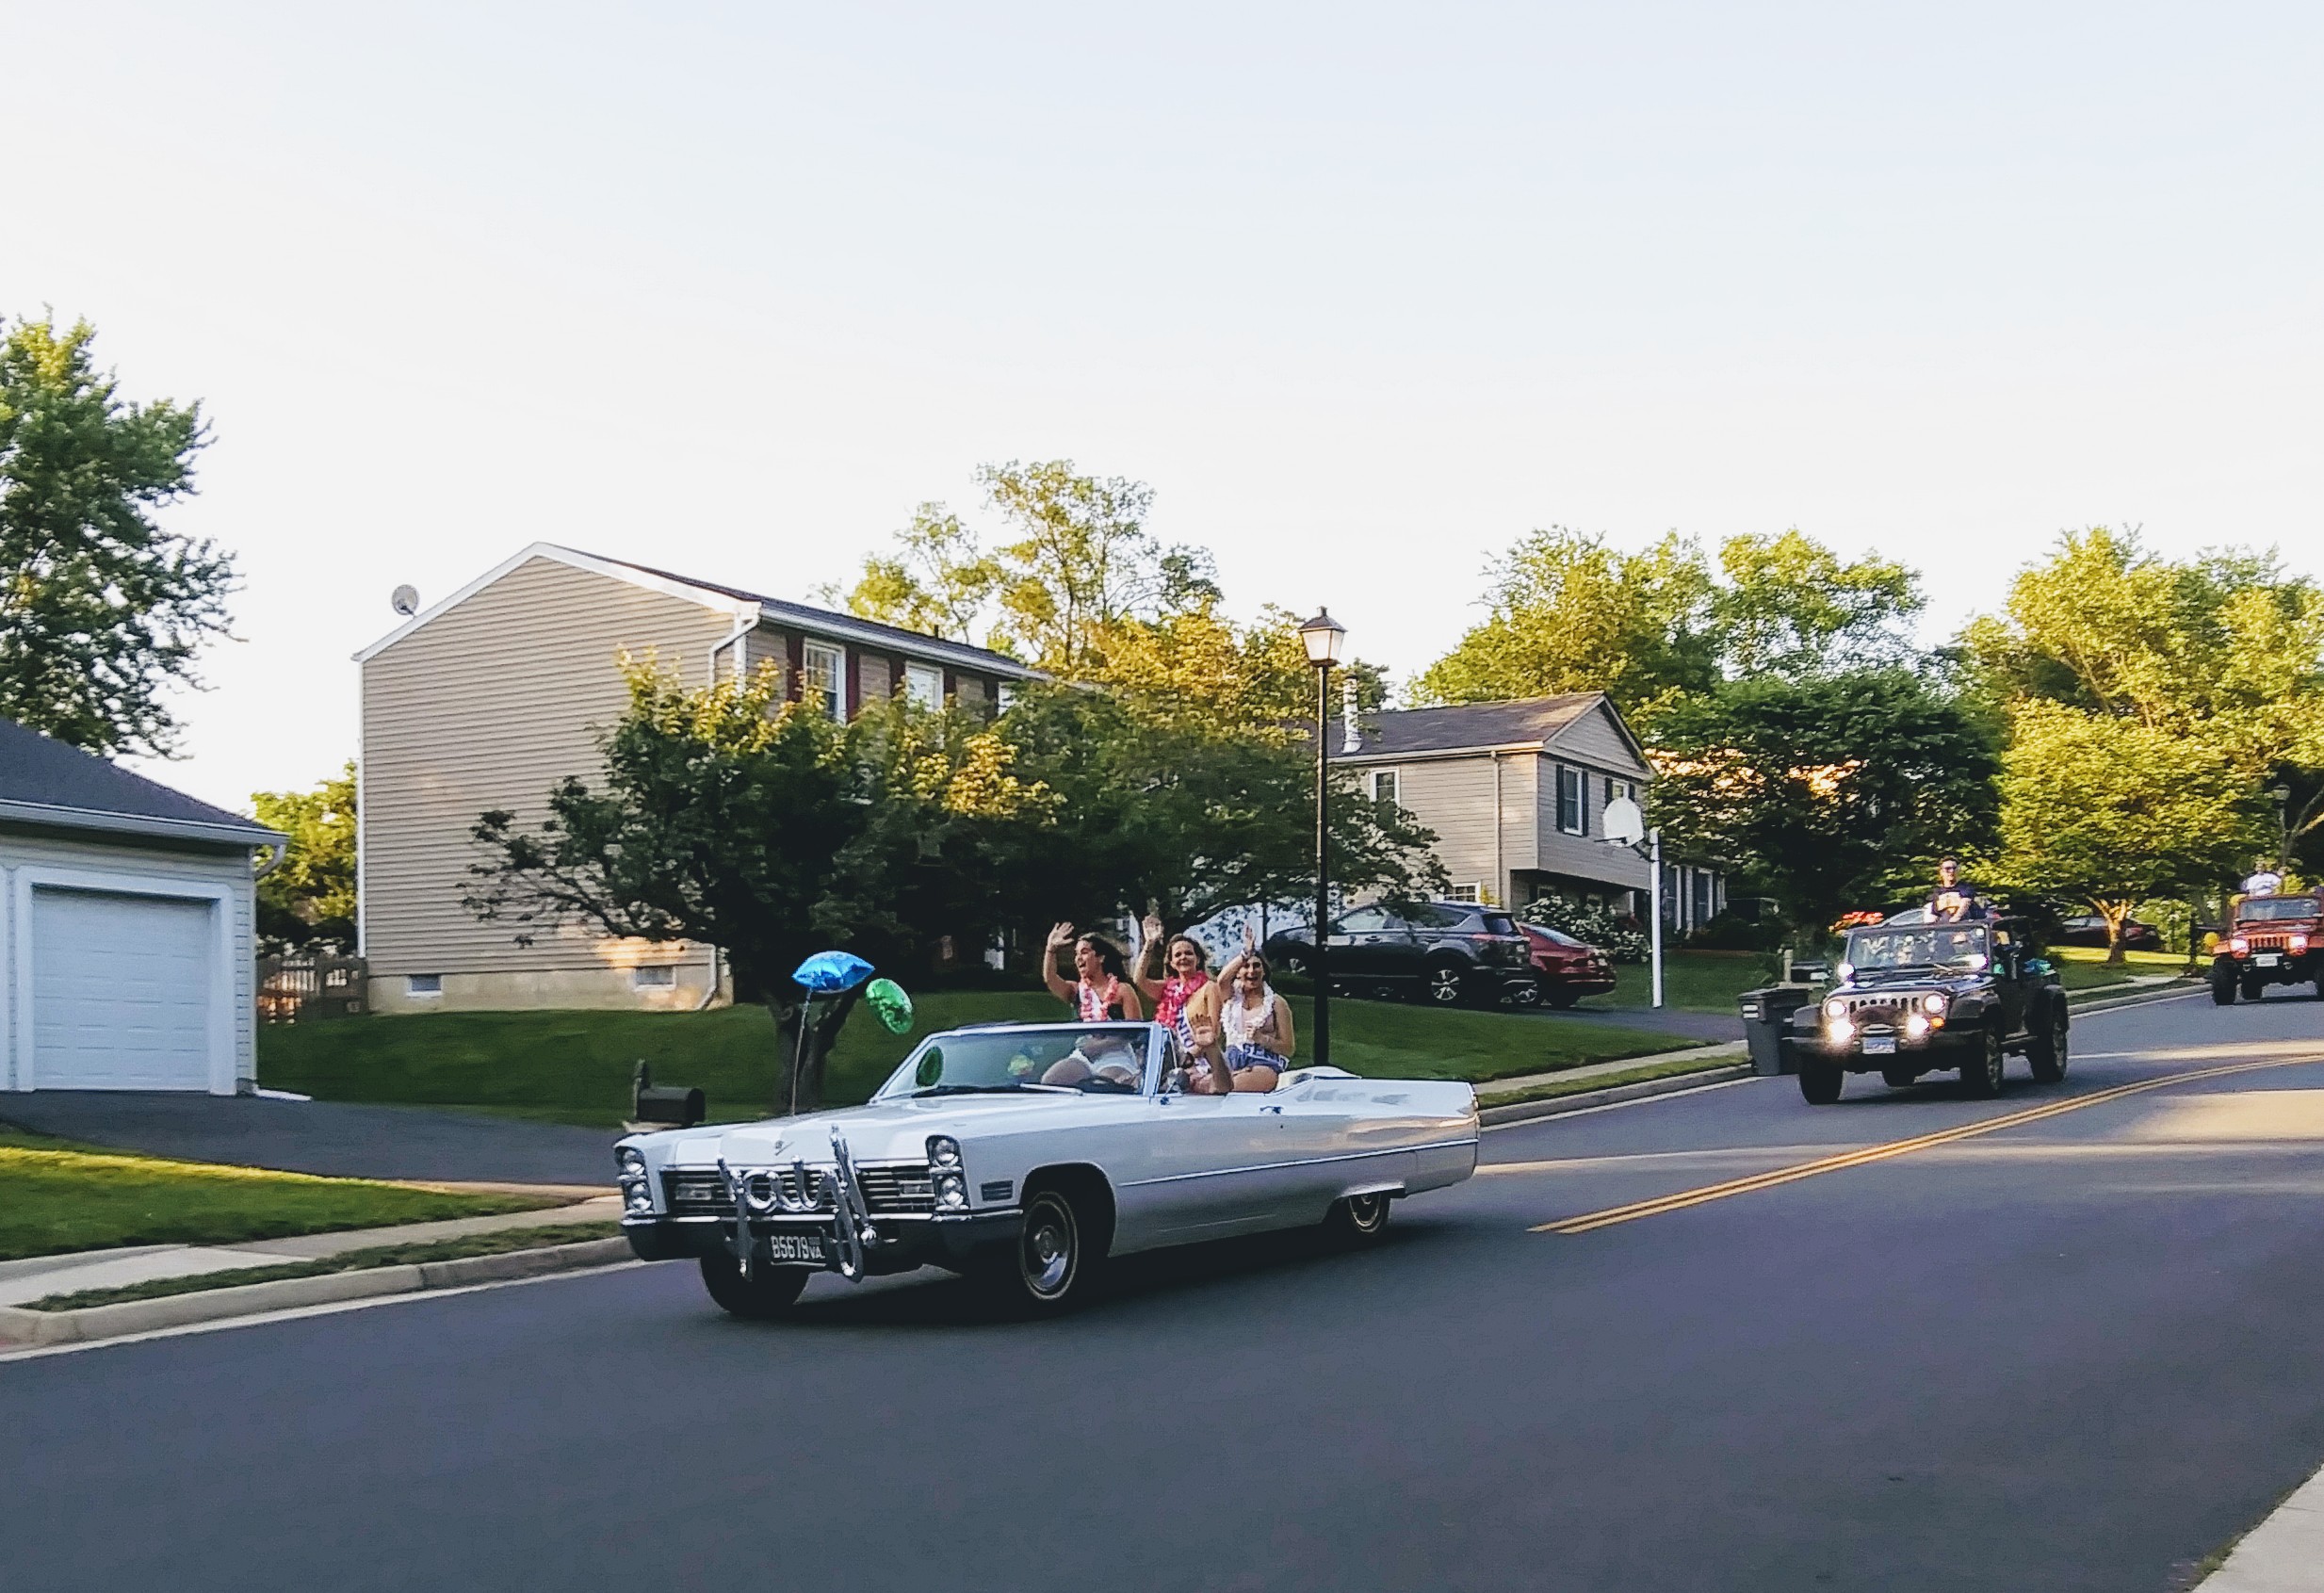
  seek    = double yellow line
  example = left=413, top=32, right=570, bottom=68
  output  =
left=1534, top=1052, right=2324, bottom=1235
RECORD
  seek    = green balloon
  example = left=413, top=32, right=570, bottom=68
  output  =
left=866, top=978, right=915, bottom=1034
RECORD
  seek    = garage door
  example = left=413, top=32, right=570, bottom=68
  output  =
left=31, top=888, right=217, bottom=1091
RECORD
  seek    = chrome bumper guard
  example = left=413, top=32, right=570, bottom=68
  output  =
left=717, top=1129, right=880, bottom=1285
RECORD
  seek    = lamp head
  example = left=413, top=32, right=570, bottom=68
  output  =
left=1299, top=609, right=1347, bottom=666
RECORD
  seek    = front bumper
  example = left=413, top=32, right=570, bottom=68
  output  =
left=1798, top=1026, right=1975, bottom=1070
left=622, top=1211, right=1024, bottom=1276
left=2220, top=951, right=2318, bottom=985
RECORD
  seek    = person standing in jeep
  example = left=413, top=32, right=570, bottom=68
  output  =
left=1927, top=856, right=1990, bottom=923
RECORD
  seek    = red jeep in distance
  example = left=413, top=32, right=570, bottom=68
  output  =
left=2212, top=890, right=2323, bottom=1004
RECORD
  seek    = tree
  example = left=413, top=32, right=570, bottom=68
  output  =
left=1963, top=527, right=2324, bottom=880
left=0, top=315, right=233, bottom=756
left=1412, top=529, right=1718, bottom=717
left=252, top=762, right=358, bottom=951
left=821, top=504, right=1002, bottom=644
left=466, top=661, right=1051, bottom=1113
left=1995, top=702, right=2262, bottom=959
left=1649, top=670, right=2001, bottom=941
left=1712, top=530, right=1924, bottom=678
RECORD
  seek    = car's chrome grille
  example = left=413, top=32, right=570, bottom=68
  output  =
left=2244, top=933, right=2303, bottom=952
left=660, top=1163, right=934, bottom=1217
left=1828, top=993, right=1914, bottom=1023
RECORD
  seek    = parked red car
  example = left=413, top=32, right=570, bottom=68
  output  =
left=1517, top=923, right=1618, bottom=1007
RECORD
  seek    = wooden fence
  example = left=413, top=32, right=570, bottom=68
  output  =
left=256, top=953, right=369, bottom=1023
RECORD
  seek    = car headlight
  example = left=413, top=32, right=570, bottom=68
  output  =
left=1905, top=1013, right=1930, bottom=1039
left=1921, top=992, right=1946, bottom=1014
left=2292, top=935, right=2310, bottom=953
left=1822, top=998, right=1846, bottom=1019
left=1827, top=1017, right=1855, bottom=1042
left=1835, top=962, right=1854, bottom=982
left=617, top=1146, right=647, bottom=1179
left=934, top=1171, right=969, bottom=1210
left=625, top=1182, right=656, bottom=1212
left=2230, top=935, right=2250, bottom=954
left=927, top=1135, right=963, bottom=1170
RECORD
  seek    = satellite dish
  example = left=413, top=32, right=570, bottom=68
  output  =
left=1601, top=796, right=1645, bottom=847
left=390, top=585, right=420, bottom=617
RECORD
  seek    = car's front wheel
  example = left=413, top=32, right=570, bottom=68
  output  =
left=1276, top=948, right=1309, bottom=978
left=989, top=1185, right=1102, bottom=1316
left=2028, top=1007, right=2070, bottom=1084
left=1799, top=1063, right=1845, bottom=1105
left=1325, top=1190, right=1393, bottom=1244
left=1880, top=1066, right=1918, bottom=1089
left=2242, top=978, right=2267, bottom=1002
left=2212, top=969, right=2237, bottom=1005
left=1959, top=1025, right=2007, bottom=1098
left=698, top=1254, right=809, bottom=1320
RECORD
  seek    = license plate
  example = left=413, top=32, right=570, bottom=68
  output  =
left=2256, top=953, right=2282, bottom=967
left=1862, top=1034, right=1898, bottom=1055
left=764, top=1233, right=830, bottom=1265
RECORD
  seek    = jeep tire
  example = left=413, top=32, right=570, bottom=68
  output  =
left=1880, top=1066, right=1918, bottom=1089
left=2242, top=978, right=2267, bottom=1002
left=2212, top=969, right=2237, bottom=1005
left=1799, top=1063, right=1845, bottom=1105
left=2027, top=1006, right=2070, bottom=1084
left=1959, top=1024, right=2007, bottom=1098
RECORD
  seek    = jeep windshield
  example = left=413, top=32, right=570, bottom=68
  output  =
left=1845, top=923, right=1991, bottom=974
left=2235, top=897, right=2319, bottom=924
left=874, top=1025, right=1150, bottom=1099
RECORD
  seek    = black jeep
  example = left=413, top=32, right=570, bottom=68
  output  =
left=1787, top=918, right=2071, bottom=1105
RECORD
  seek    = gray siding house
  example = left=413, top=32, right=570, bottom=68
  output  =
left=354, top=544, right=1040, bottom=1015
left=1332, top=693, right=1725, bottom=933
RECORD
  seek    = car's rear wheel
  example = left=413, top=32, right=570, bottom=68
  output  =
left=1507, top=980, right=1543, bottom=1009
left=1880, top=1066, right=1917, bottom=1089
left=1959, top=1026, right=2006, bottom=1098
left=1325, top=1191, right=1393, bottom=1244
left=1799, top=1064, right=1845, bottom=1105
left=698, top=1254, right=810, bottom=1319
left=1544, top=989, right=1581, bottom=1009
left=1422, top=962, right=1467, bottom=1005
left=2028, top=1008, right=2070, bottom=1084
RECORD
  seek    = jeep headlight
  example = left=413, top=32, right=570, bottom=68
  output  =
left=927, top=1135, right=964, bottom=1170
left=1822, top=998, right=1846, bottom=1019
left=1921, top=992, right=1947, bottom=1014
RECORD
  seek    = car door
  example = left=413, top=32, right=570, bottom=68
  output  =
left=1326, top=904, right=1399, bottom=985
left=1989, top=923, right=2032, bottom=1037
left=1112, top=1032, right=1301, bottom=1249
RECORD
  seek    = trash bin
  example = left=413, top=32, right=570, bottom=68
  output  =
left=1737, top=985, right=1818, bottom=1076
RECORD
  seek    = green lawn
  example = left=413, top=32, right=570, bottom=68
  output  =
left=1594, top=951, right=1782, bottom=1014
left=2051, top=945, right=2194, bottom=994
left=0, top=1130, right=560, bottom=1262
left=258, top=987, right=1684, bottom=1127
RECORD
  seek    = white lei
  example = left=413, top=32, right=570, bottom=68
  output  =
left=1222, top=983, right=1280, bottom=1050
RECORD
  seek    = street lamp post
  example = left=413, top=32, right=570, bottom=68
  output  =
left=1299, top=609, right=1347, bottom=1067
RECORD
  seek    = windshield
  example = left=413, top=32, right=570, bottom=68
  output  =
left=2237, top=898, right=2319, bottom=924
left=874, top=1025, right=1151, bottom=1099
left=1846, top=923, right=1990, bottom=972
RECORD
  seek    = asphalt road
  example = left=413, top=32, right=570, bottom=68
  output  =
left=6, top=988, right=2323, bottom=1591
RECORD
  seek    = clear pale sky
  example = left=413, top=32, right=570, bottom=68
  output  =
left=8, top=3, right=2318, bottom=810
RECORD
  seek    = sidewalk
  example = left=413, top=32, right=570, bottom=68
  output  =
left=0, top=1195, right=620, bottom=1309
left=1475, top=1041, right=1746, bottom=1102
left=2195, top=1459, right=2324, bottom=1590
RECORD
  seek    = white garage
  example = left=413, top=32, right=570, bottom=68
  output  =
left=2, top=717, right=283, bottom=1096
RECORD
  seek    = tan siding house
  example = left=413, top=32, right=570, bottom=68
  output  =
left=356, top=545, right=1038, bottom=1014
left=1337, top=693, right=1726, bottom=933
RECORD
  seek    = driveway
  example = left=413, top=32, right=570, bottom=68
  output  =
left=0, top=1093, right=616, bottom=1188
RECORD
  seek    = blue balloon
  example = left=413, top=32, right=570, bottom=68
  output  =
left=792, top=951, right=874, bottom=994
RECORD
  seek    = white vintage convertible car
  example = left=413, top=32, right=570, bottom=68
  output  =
left=615, top=1020, right=1480, bottom=1316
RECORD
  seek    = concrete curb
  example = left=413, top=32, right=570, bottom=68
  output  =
left=2070, top=979, right=2204, bottom=1014
left=0, top=1237, right=632, bottom=1350
left=1480, top=1065, right=1755, bottom=1127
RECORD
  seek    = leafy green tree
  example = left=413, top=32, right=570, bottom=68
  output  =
left=0, top=315, right=233, bottom=756
left=822, top=504, right=1003, bottom=644
left=252, top=762, right=358, bottom=951
left=1413, top=528, right=1718, bottom=716
left=1994, top=701, right=2263, bottom=959
left=1712, top=530, right=1924, bottom=678
left=1649, top=670, right=2001, bottom=941
left=466, top=661, right=1051, bottom=1113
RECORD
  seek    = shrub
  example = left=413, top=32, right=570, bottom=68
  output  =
left=1518, top=898, right=1650, bottom=964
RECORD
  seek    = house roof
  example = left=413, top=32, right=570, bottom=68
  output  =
left=354, top=542, right=1040, bottom=679
left=0, top=718, right=284, bottom=849
left=1333, top=693, right=1642, bottom=762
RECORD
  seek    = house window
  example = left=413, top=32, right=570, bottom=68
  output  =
left=407, top=974, right=443, bottom=998
left=802, top=641, right=845, bottom=722
left=997, top=680, right=1020, bottom=712
left=633, top=965, right=675, bottom=988
left=1446, top=882, right=1482, bottom=904
left=1693, top=870, right=1715, bottom=925
left=1370, top=769, right=1400, bottom=806
left=1556, top=765, right=1586, bottom=835
left=903, top=661, right=944, bottom=710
